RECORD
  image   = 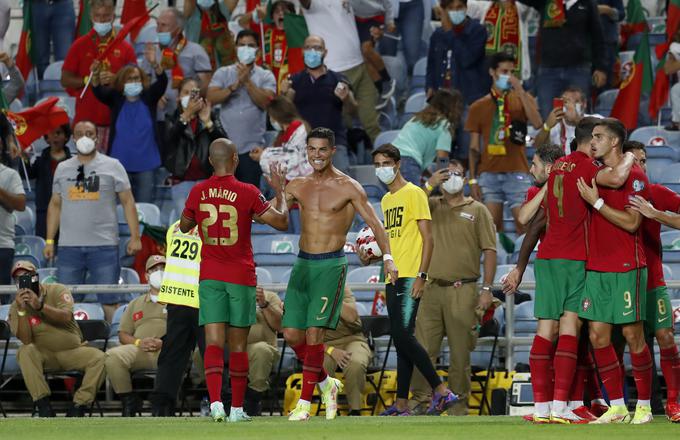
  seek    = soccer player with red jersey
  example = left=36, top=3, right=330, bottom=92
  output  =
left=623, top=141, right=680, bottom=422
left=505, top=117, right=635, bottom=423
left=180, top=139, right=289, bottom=423
left=516, top=144, right=565, bottom=227
left=576, top=118, right=654, bottom=424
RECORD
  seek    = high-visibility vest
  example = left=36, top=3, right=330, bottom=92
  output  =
left=158, top=220, right=202, bottom=308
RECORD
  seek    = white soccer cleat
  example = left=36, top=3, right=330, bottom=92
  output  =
left=320, top=377, right=343, bottom=420
left=288, top=400, right=311, bottom=421
left=210, top=401, right=226, bottom=422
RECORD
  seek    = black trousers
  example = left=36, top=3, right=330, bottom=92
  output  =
left=235, top=152, right=262, bottom=187
left=0, top=247, right=13, bottom=304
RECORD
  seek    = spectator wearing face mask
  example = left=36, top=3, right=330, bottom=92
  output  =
left=44, top=121, right=142, bottom=322
left=92, top=45, right=167, bottom=203
left=533, top=86, right=600, bottom=152
left=184, top=0, right=238, bottom=69
left=105, top=255, right=168, bottom=417
left=61, top=0, right=137, bottom=152
left=207, top=29, right=276, bottom=187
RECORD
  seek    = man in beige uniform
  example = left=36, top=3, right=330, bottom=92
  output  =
left=9, top=260, right=106, bottom=417
left=323, top=287, right=372, bottom=416
left=409, top=159, right=497, bottom=415
left=105, top=255, right=167, bottom=416
left=244, top=287, right=283, bottom=416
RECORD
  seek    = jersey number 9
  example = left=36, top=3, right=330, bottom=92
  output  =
left=200, top=203, right=239, bottom=246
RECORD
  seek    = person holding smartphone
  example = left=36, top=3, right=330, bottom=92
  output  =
left=162, top=77, right=226, bottom=218
left=8, top=260, right=106, bottom=417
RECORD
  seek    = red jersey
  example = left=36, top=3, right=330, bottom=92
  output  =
left=62, top=30, right=137, bottom=126
left=537, top=151, right=602, bottom=261
left=183, top=175, right=271, bottom=286
left=523, top=185, right=545, bottom=241
left=586, top=164, right=650, bottom=272
left=643, top=184, right=680, bottom=289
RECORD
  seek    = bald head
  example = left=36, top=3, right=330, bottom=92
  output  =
left=209, top=138, right=238, bottom=167
left=303, top=35, right=325, bottom=51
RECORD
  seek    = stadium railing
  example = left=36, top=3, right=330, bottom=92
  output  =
left=2, top=281, right=680, bottom=372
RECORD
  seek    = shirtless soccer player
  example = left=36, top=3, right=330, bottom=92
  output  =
left=181, top=139, right=289, bottom=422
left=283, top=127, right=398, bottom=421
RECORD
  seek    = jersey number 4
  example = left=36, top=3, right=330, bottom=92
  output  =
left=200, top=203, right=239, bottom=246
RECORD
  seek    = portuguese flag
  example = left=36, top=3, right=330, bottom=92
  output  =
left=121, top=0, right=151, bottom=42
left=6, top=97, right=70, bottom=149
left=620, top=0, right=648, bottom=50
left=283, top=13, right=309, bottom=75
left=649, top=0, right=680, bottom=119
left=76, top=0, right=92, bottom=37
left=15, top=1, right=35, bottom=81
left=611, top=32, right=653, bottom=130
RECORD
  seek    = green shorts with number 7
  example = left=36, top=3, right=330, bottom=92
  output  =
left=579, top=269, right=647, bottom=325
left=282, top=251, right=348, bottom=330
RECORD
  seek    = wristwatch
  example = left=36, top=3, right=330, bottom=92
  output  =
left=417, top=272, right=428, bottom=281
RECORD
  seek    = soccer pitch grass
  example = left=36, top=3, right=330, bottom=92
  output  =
left=1, top=416, right=679, bottom=440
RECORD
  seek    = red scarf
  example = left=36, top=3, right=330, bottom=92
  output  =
left=161, top=34, right=188, bottom=89
left=484, top=1, right=522, bottom=75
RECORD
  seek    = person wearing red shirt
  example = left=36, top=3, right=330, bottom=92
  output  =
left=624, top=141, right=680, bottom=423
left=61, top=0, right=137, bottom=153
left=505, top=117, right=635, bottom=423
left=516, top=144, right=565, bottom=228
left=180, top=138, right=288, bottom=423
left=576, top=118, right=654, bottom=425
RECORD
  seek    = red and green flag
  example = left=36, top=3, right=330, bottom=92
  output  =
left=15, top=1, right=36, bottom=81
left=611, top=32, right=653, bottom=130
left=5, top=97, right=70, bottom=149
left=649, top=0, right=680, bottom=119
left=76, top=0, right=92, bottom=37
left=283, top=13, right=309, bottom=75
left=121, top=0, right=151, bottom=42
left=620, top=0, right=648, bottom=50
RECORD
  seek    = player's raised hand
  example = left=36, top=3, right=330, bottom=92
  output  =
left=384, top=259, right=398, bottom=285
left=502, top=267, right=522, bottom=295
left=265, top=162, right=287, bottom=195
left=629, top=195, right=658, bottom=219
left=576, top=177, right=600, bottom=206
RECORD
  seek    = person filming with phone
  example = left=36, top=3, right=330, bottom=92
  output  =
left=7, top=260, right=106, bottom=418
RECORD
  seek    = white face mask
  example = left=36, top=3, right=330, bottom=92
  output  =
left=575, top=103, right=583, bottom=115
left=148, top=270, right=164, bottom=290
left=442, top=175, right=464, bottom=194
left=180, top=95, right=191, bottom=109
left=375, top=166, right=396, bottom=185
left=271, top=120, right=282, bottom=131
left=670, top=42, right=680, bottom=56
left=75, top=136, right=96, bottom=155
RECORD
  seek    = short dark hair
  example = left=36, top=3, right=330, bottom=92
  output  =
left=535, top=143, right=565, bottom=165
left=371, top=144, right=401, bottom=162
left=622, top=140, right=646, bottom=154
left=449, top=158, right=466, bottom=171
left=594, top=117, right=627, bottom=146
left=562, top=85, right=586, bottom=101
left=307, top=127, right=335, bottom=146
left=489, top=51, right=516, bottom=70
left=440, top=0, right=467, bottom=7
left=271, top=0, right=295, bottom=19
left=236, top=29, right=259, bottom=45
left=574, top=116, right=601, bottom=146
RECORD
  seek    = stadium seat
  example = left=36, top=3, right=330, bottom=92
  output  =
left=13, top=206, right=35, bottom=236
left=672, top=300, right=680, bottom=332
left=660, top=163, right=680, bottom=185
left=12, top=254, right=40, bottom=270
left=127, top=203, right=162, bottom=226
left=661, top=230, right=680, bottom=250
left=72, top=303, right=105, bottom=321
left=14, top=235, right=46, bottom=268
left=350, top=165, right=381, bottom=186
left=39, top=60, right=67, bottom=99
left=594, top=89, right=618, bottom=116
left=260, top=265, right=291, bottom=285
left=252, top=221, right=279, bottom=235
left=374, top=130, right=399, bottom=148
left=109, top=304, right=128, bottom=339
left=256, top=266, right=273, bottom=285
left=279, top=267, right=293, bottom=285
left=404, top=92, right=427, bottom=114
left=36, top=267, right=58, bottom=284
left=363, top=184, right=385, bottom=202
left=630, top=126, right=680, bottom=147
left=513, top=300, right=536, bottom=336
left=252, top=234, right=299, bottom=265
left=347, top=266, right=382, bottom=302
left=120, top=267, right=140, bottom=285
left=14, top=223, right=26, bottom=237
left=409, top=57, right=427, bottom=93
left=509, top=234, right=538, bottom=264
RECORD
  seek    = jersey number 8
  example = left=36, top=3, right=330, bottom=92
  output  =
left=200, top=203, right=239, bottom=246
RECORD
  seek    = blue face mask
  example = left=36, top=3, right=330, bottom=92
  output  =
left=237, top=46, right=258, bottom=65
left=157, top=32, right=172, bottom=46
left=495, top=74, right=511, bottom=91
left=448, top=10, right=466, bottom=25
left=197, top=0, right=215, bottom=9
left=93, top=21, right=112, bottom=37
left=303, top=50, right=323, bottom=69
left=124, top=82, right=143, bottom=97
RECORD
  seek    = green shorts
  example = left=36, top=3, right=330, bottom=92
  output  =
left=282, top=251, right=348, bottom=330
left=579, top=268, right=647, bottom=325
left=198, top=280, right=256, bottom=327
left=645, top=286, right=673, bottom=333
left=533, top=259, right=585, bottom=320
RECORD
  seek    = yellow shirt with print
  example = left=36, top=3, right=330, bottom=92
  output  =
left=380, top=182, right=431, bottom=279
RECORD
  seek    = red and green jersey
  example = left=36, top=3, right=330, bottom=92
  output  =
left=183, top=175, right=270, bottom=286
left=523, top=185, right=545, bottom=242
left=643, top=184, right=680, bottom=289
left=537, top=151, right=602, bottom=261
left=587, top=164, right=650, bottom=273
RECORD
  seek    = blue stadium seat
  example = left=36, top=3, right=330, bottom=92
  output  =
left=14, top=223, right=26, bottom=237
left=409, top=57, right=428, bottom=93
left=374, top=130, right=399, bottom=148
left=347, top=266, right=382, bottom=301
left=514, top=300, right=536, bottom=336
left=672, top=300, right=680, bottom=332
left=252, top=221, right=279, bottom=235
left=404, top=92, right=427, bottom=114
left=509, top=234, right=538, bottom=264
left=256, top=266, right=272, bottom=285
left=261, top=265, right=291, bottom=285
left=252, top=234, right=299, bottom=265
left=39, top=61, right=67, bottom=99
left=660, top=163, right=680, bottom=185
left=14, top=206, right=35, bottom=236
left=110, top=304, right=128, bottom=338
left=630, top=126, right=680, bottom=147
left=594, top=89, right=618, bottom=116
left=363, top=184, right=385, bottom=203
left=350, top=165, right=381, bottom=186
left=72, top=303, right=105, bottom=321
left=661, top=230, right=680, bottom=249
left=36, top=267, right=58, bottom=283
left=119, top=267, right=140, bottom=285
left=15, top=235, right=46, bottom=268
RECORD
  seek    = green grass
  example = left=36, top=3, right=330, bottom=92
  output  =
left=1, top=416, right=679, bottom=440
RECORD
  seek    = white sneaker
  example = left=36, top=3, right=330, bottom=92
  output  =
left=320, top=377, right=343, bottom=420
left=210, top=401, right=226, bottom=422
left=228, top=407, right=252, bottom=422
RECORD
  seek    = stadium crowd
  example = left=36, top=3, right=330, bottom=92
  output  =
left=0, top=0, right=679, bottom=425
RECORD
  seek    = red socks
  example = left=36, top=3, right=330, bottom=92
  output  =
left=630, top=346, right=653, bottom=401
left=229, top=351, right=248, bottom=408
left=292, top=342, right=308, bottom=363
left=553, top=335, right=578, bottom=402
left=660, top=345, right=680, bottom=403
left=593, top=345, right=624, bottom=401
left=204, top=345, right=224, bottom=404
left=301, top=344, right=326, bottom=401
left=530, top=335, right=554, bottom=403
